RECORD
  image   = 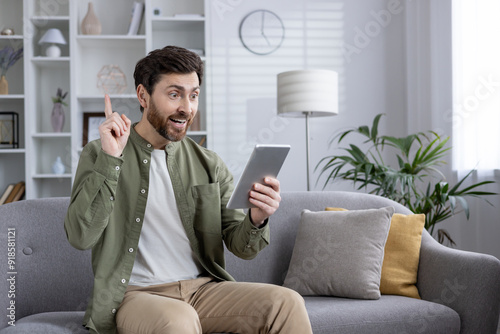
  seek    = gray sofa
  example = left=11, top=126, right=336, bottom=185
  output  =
left=1, top=191, right=499, bottom=333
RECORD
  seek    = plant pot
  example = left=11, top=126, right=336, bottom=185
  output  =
left=81, top=2, right=102, bottom=35
left=51, top=102, right=65, bottom=132
left=0, top=75, right=8, bottom=95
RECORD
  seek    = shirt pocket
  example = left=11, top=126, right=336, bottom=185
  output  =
left=191, top=183, right=222, bottom=235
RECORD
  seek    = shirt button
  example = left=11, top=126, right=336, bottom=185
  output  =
left=128, top=248, right=134, bottom=253
left=110, top=196, right=114, bottom=201
left=140, top=189, right=146, bottom=194
left=111, top=308, right=116, bottom=314
left=147, top=144, right=152, bottom=148
left=115, top=166, right=120, bottom=171
left=143, top=159, right=148, bottom=164
left=121, top=279, right=126, bottom=284
left=246, top=245, right=251, bottom=248
left=251, top=231, right=257, bottom=235
left=136, top=218, right=141, bottom=222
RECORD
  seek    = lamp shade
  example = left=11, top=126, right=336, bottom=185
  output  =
left=277, top=69, right=338, bottom=117
left=38, top=28, right=67, bottom=45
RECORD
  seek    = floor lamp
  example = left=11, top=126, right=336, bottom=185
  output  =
left=277, top=69, right=338, bottom=191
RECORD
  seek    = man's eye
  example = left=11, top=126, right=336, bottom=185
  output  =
left=169, top=92, right=178, bottom=98
left=191, top=93, right=199, bottom=99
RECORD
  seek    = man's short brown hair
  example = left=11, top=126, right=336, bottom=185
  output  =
left=134, top=45, right=204, bottom=104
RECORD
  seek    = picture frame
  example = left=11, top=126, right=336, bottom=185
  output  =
left=0, top=112, right=19, bottom=149
left=82, top=112, right=106, bottom=147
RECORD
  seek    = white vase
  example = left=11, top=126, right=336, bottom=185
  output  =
left=52, top=156, right=65, bottom=175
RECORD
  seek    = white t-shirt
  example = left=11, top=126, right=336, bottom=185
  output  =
left=129, top=149, right=203, bottom=286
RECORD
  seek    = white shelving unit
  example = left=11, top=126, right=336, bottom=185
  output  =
left=0, top=0, right=26, bottom=198
left=0, top=0, right=210, bottom=199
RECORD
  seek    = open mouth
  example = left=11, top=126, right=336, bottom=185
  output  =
left=169, top=117, right=187, bottom=128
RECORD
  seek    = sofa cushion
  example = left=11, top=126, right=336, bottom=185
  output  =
left=283, top=207, right=394, bottom=299
left=379, top=213, right=425, bottom=299
left=0, top=311, right=87, bottom=334
left=326, top=208, right=425, bottom=299
left=305, top=295, right=460, bottom=334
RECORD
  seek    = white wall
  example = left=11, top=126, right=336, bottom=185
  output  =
left=208, top=0, right=406, bottom=192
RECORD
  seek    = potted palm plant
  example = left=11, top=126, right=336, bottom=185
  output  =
left=316, top=114, right=497, bottom=245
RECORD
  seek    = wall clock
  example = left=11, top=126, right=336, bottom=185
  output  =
left=239, top=9, right=285, bottom=56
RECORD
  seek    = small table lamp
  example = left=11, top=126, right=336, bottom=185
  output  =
left=277, top=69, right=338, bottom=191
left=38, top=28, right=67, bottom=57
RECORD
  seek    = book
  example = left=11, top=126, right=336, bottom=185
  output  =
left=4, top=181, right=25, bottom=204
left=0, top=184, right=14, bottom=205
left=11, top=183, right=25, bottom=202
left=127, top=2, right=144, bottom=35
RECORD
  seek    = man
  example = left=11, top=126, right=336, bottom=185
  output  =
left=65, top=46, right=313, bottom=334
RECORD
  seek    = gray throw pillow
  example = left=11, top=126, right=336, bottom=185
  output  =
left=283, top=207, right=394, bottom=299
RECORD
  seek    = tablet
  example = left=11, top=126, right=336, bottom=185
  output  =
left=226, top=144, right=291, bottom=209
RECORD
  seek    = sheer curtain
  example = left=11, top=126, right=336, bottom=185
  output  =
left=452, top=0, right=500, bottom=172
left=450, top=0, right=500, bottom=259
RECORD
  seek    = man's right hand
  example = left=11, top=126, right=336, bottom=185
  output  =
left=98, top=94, right=132, bottom=157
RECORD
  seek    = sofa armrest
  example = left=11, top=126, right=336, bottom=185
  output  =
left=417, top=229, right=500, bottom=334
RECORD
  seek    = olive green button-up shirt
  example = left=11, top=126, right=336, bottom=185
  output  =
left=64, top=125, right=270, bottom=334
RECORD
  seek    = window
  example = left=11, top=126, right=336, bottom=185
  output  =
left=452, top=0, right=500, bottom=171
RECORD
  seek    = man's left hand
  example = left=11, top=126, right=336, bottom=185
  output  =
left=249, top=177, right=281, bottom=227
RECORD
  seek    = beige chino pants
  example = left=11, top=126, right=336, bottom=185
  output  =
left=116, top=276, right=312, bottom=334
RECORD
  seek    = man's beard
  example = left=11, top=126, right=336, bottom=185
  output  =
left=147, top=98, right=194, bottom=142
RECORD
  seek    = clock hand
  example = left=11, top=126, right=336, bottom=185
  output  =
left=261, top=31, right=271, bottom=46
left=260, top=11, right=271, bottom=46
left=261, top=11, right=265, bottom=34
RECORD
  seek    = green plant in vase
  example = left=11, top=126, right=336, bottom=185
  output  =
left=0, top=46, right=24, bottom=94
left=316, top=113, right=497, bottom=245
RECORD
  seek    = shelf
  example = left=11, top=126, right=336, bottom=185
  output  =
left=0, top=35, right=23, bottom=40
left=0, top=149, right=25, bottom=154
left=32, top=57, right=70, bottom=68
left=76, top=35, right=146, bottom=48
left=77, top=35, right=146, bottom=40
left=31, top=16, right=70, bottom=21
left=0, top=95, right=24, bottom=100
left=31, top=16, right=70, bottom=29
left=152, top=19, right=205, bottom=30
left=78, top=94, right=138, bottom=101
left=32, top=173, right=72, bottom=179
left=32, top=132, right=72, bottom=138
left=152, top=16, right=205, bottom=22
left=187, top=131, right=208, bottom=136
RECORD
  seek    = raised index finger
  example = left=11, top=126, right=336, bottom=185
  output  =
left=104, top=94, right=113, bottom=118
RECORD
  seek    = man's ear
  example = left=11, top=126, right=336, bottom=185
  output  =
left=137, top=84, right=149, bottom=110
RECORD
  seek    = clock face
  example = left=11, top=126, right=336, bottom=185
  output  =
left=239, top=10, right=285, bottom=55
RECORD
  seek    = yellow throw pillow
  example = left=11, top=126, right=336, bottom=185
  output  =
left=326, top=208, right=425, bottom=299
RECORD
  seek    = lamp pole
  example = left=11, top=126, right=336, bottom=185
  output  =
left=304, top=111, right=311, bottom=191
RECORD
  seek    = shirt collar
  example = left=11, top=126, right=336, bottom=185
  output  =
left=130, top=122, right=181, bottom=154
